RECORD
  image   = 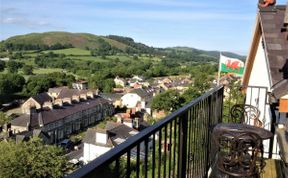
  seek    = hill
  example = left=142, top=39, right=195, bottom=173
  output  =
left=0, top=32, right=245, bottom=62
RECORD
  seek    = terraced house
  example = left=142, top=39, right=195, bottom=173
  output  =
left=10, top=87, right=114, bottom=143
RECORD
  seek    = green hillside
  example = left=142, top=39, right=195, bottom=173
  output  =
left=0, top=31, right=245, bottom=62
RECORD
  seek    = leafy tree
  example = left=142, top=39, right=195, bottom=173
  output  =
left=24, top=76, right=55, bottom=95
left=151, top=90, right=184, bottom=112
left=0, top=60, right=5, bottom=72
left=0, top=74, right=25, bottom=94
left=103, top=79, right=115, bottom=93
left=22, top=65, right=33, bottom=75
left=0, top=138, right=70, bottom=178
left=0, top=112, right=10, bottom=126
left=6, top=61, right=21, bottom=73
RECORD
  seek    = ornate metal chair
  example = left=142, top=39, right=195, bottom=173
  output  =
left=213, top=129, right=265, bottom=177
left=230, top=104, right=263, bottom=127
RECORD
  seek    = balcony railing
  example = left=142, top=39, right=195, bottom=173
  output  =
left=67, top=86, right=224, bottom=178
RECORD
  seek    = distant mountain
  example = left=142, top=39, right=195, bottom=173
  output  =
left=168, top=47, right=246, bottom=61
left=0, top=32, right=245, bottom=62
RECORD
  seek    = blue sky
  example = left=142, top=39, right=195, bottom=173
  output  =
left=1, top=0, right=287, bottom=55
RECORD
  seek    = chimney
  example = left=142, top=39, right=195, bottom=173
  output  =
left=43, top=101, right=53, bottom=110
left=80, top=94, right=87, bottom=101
left=87, top=91, right=94, bottom=99
left=95, top=89, right=99, bottom=96
left=38, top=112, right=44, bottom=127
left=281, top=2, right=288, bottom=39
left=96, top=130, right=107, bottom=145
left=54, top=99, right=63, bottom=107
left=72, top=95, right=80, bottom=103
left=63, top=97, right=72, bottom=105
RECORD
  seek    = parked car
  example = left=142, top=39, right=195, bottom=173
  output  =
left=60, top=139, right=74, bottom=152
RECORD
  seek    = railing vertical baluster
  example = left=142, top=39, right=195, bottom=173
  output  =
left=205, top=95, right=212, bottom=177
left=173, top=118, right=177, bottom=178
left=115, top=158, right=120, bottom=178
left=152, top=133, right=155, bottom=178
left=168, top=122, right=172, bottom=178
left=187, top=108, right=192, bottom=178
left=126, top=150, right=131, bottom=178
left=136, top=144, right=140, bottom=178
left=158, top=129, right=162, bottom=178
left=163, top=125, right=167, bottom=178
left=178, top=112, right=188, bottom=178
left=144, top=138, right=148, bottom=178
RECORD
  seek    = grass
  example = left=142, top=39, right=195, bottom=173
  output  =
left=44, top=48, right=91, bottom=56
left=33, top=68, right=64, bottom=74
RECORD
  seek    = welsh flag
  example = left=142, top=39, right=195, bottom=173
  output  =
left=219, top=54, right=244, bottom=75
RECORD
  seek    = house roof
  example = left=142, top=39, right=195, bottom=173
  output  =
left=130, top=88, right=149, bottom=98
left=100, top=93, right=123, bottom=101
left=56, top=88, right=91, bottom=99
left=243, top=5, right=288, bottom=98
left=108, top=124, right=138, bottom=146
left=31, top=93, right=52, bottom=105
left=11, top=97, right=110, bottom=128
left=260, top=6, right=288, bottom=86
left=83, top=128, right=113, bottom=147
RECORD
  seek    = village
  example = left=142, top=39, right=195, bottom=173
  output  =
left=0, top=74, right=195, bottom=166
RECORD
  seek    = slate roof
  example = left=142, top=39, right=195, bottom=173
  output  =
left=130, top=88, right=149, bottom=98
left=11, top=97, right=110, bottom=127
left=260, top=5, right=288, bottom=97
left=32, top=93, right=52, bottom=105
left=56, top=88, right=91, bottom=99
left=107, top=124, right=138, bottom=146
left=100, top=93, right=123, bottom=101
left=83, top=128, right=113, bottom=147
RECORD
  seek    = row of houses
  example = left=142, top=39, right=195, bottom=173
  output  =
left=10, top=87, right=114, bottom=143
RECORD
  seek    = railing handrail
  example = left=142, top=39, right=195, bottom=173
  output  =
left=66, top=86, right=224, bottom=178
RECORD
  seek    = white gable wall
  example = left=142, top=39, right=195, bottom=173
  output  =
left=245, top=36, right=273, bottom=157
left=121, top=93, right=141, bottom=108
left=83, top=143, right=111, bottom=163
left=248, top=36, right=271, bottom=88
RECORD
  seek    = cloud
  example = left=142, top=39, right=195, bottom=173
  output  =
left=0, top=7, right=59, bottom=29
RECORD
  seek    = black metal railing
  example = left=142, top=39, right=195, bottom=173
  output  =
left=66, top=86, right=224, bottom=178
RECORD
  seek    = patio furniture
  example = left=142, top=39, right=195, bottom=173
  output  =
left=230, top=104, right=263, bottom=127
left=213, top=123, right=273, bottom=177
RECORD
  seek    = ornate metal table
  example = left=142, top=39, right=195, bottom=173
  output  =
left=212, top=123, right=273, bottom=177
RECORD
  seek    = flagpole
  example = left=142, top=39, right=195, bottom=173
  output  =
left=217, top=52, right=222, bottom=85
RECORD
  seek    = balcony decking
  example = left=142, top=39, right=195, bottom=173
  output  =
left=261, top=159, right=285, bottom=178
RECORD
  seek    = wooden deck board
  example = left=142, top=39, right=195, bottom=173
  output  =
left=261, top=159, right=284, bottom=178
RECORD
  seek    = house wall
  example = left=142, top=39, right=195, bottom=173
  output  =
left=121, top=94, right=141, bottom=108
left=11, top=125, right=27, bottom=133
left=245, top=36, right=273, bottom=158
left=83, top=143, right=111, bottom=163
left=247, top=37, right=271, bottom=88
left=43, top=103, right=114, bottom=143
left=22, top=98, right=41, bottom=114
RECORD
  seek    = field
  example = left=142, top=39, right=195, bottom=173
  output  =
left=33, top=68, right=64, bottom=74
left=45, top=48, right=91, bottom=56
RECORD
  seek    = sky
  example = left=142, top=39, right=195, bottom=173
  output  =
left=1, top=0, right=287, bottom=55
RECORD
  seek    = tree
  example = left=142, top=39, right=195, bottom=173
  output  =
left=103, top=79, right=115, bottom=93
left=0, top=60, right=5, bottom=72
left=22, top=65, right=33, bottom=75
left=0, top=112, right=10, bottom=126
left=0, top=138, right=70, bottom=178
left=0, top=74, right=25, bottom=95
left=6, top=61, right=21, bottom=73
left=151, top=90, right=184, bottom=112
